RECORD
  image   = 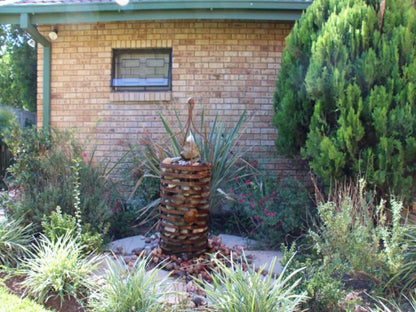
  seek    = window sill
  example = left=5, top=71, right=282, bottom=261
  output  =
left=110, top=91, right=171, bottom=102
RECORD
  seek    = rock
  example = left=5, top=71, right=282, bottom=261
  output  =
left=162, top=157, right=172, bottom=164
left=192, top=296, right=205, bottom=307
left=180, top=133, right=200, bottom=160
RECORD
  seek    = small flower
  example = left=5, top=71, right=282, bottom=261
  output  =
left=266, top=212, right=271, bottom=217
left=235, top=177, right=239, bottom=183
left=271, top=212, right=275, bottom=216
left=254, top=215, right=258, bottom=220
left=272, top=191, right=277, bottom=195
left=250, top=202, right=255, bottom=209
left=245, top=180, right=250, bottom=185
left=259, top=199, right=263, bottom=204
left=238, top=199, right=244, bottom=204
left=83, top=152, right=87, bottom=158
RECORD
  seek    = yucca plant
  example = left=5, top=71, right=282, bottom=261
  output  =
left=88, top=255, right=169, bottom=312
left=193, top=253, right=307, bottom=312
left=20, top=232, right=100, bottom=304
left=0, top=218, right=32, bottom=267
left=133, top=106, right=255, bottom=214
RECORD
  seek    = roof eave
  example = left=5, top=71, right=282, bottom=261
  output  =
left=0, top=0, right=311, bottom=24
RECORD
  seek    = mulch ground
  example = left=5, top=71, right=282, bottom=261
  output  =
left=1, top=273, right=85, bottom=312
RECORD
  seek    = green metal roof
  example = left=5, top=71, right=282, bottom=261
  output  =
left=0, top=0, right=312, bottom=24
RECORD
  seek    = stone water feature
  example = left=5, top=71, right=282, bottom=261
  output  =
left=159, top=98, right=211, bottom=258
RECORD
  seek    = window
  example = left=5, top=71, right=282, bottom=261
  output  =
left=112, top=49, right=172, bottom=91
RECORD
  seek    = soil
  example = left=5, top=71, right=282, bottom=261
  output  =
left=1, top=273, right=85, bottom=312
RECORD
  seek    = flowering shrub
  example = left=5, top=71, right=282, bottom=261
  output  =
left=228, top=177, right=313, bottom=248
left=3, top=126, right=119, bottom=237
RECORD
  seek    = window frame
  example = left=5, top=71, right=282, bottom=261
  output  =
left=111, top=48, right=172, bottom=92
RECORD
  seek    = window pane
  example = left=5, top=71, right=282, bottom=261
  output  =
left=112, top=49, right=171, bottom=90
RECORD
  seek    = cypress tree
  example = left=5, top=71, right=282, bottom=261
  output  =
left=274, top=0, right=416, bottom=201
left=273, top=0, right=379, bottom=155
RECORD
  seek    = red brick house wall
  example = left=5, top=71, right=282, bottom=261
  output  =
left=37, top=20, right=310, bottom=184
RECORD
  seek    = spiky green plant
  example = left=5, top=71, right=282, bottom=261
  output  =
left=370, top=292, right=416, bottom=312
left=133, top=108, right=255, bottom=214
left=388, top=224, right=416, bottom=294
left=88, top=256, right=169, bottom=312
left=20, top=233, right=100, bottom=304
left=194, top=253, right=307, bottom=312
left=0, top=218, right=32, bottom=267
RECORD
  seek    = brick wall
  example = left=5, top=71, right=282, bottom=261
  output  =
left=37, top=20, right=311, bottom=187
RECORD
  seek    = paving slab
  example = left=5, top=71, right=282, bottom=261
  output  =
left=245, top=250, right=283, bottom=274
left=104, top=234, right=283, bottom=309
left=108, top=233, right=282, bottom=274
left=217, top=233, right=257, bottom=249
left=107, top=234, right=146, bottom=254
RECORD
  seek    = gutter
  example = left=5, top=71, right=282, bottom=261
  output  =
left=0, top=0, right=312, bottom=24
left=19, top=13, right=50, bottom=128
left=0, top=0, right=312, bottom=14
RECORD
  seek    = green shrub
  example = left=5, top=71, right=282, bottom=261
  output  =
left=108, top=176, right=160, bottom=239
left=88, top=256, right=169, bottom=312
left=0, top=107, right=18, bottom=136
left=0, top=286, right=54, bottom=312
left=3, top=126, right=119, bottom=236
left=279, top=243, right=346, bottom=312
left=278, top=180, right=409, bottom=311
left=274, top=0, right=416, bottom=202
left=310, top=180, right=406, bottom=282
left=20, top=233, right=100, bottom=304
left=41, top=206, right=105, bottom=254
left=0, top=218, right=32, bottom=267
left=40, top=158, right=108, bottom=252
left=273, top=0, right=366, bottom=155
left=227, top=176, right=313, bottom=248
left=194, top=252, right=307, bottom=312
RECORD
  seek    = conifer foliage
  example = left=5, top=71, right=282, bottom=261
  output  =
left=273, top=0, right=416, bottom=200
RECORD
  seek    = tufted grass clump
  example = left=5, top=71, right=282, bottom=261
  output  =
left=194, top=253, right=307, bottom=312
left=0, top=218, right=32, bottom=267
left=20, top=232, right=100, bottom=305
left=88, top=255, right=170, bottom=312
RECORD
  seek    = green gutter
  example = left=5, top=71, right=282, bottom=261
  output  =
left=0, top=0, right=311, bottom=24
left=42, top=46, right=51, bottom=128
left=0, top=0, right=312, bottom=14
left=19, top=13, right=51, bottom=128
left=26, top=9, right=303, bottom=24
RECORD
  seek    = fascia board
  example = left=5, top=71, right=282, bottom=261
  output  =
left=0, top=0, right=311, bottom=14
left=24, top=9, right=303, bottom=24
